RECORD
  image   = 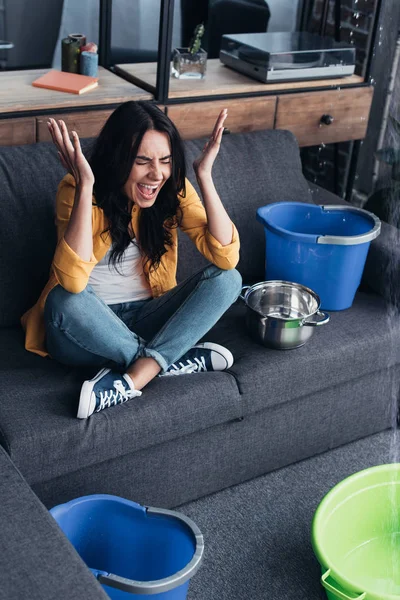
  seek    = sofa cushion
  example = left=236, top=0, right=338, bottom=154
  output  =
left=202, top=290, right=400, bottom=416
left=0, top=328, right=242, bottom=484
left=0, top=143, right=63, bottom=327
left=0, top=140, right=99, bottom=328
left=2, top=288, right=398, bottom=486
left=178, top=129, right=313, bottom=284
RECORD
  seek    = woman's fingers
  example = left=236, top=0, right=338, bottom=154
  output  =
left=216, top=124, right=224, bottom=144
left=71, top=130, right=82, bottom=155
left=194, top=111, right=227, bottom=175
left=57, top=151, right=69, bottom=171
left=48, top=119, right=73, bottom=171
left=47, top=119, right=69, bottom=155
left=202, top=139, right=211, bottom=153
left=71, top=130, right=95, bottom=186
left=212, top=109, right=228, bottom=140
left=206, top=126, right=224, bottom=156
left=48, top=118, right=65, bottom=148
left=59, top=120, right=75, bottom=161
left=47, top=119, right=64, bottom=153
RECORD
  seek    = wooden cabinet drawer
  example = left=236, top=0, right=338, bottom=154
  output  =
left=167, top=96, right=276, bottom=139
left=37, top=109, right=115, bottom=142
left=275, top=86, right=373, bottom=147
left=0, top=117, right=36, bottom=146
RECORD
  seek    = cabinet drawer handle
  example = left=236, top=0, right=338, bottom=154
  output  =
left=320, top=114, right=334, bottom=125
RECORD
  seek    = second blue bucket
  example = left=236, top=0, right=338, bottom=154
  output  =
left=256, top=202, right=381, bottom=311
left=50, top=494, right=204, bottom=599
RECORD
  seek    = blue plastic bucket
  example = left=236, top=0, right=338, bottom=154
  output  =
left=256, top=202, right=381, bottom=310
left=50, top=495, right=204, bottom=599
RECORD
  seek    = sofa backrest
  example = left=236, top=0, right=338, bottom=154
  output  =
left=177, top=129, right=312, bottom=283
left=0, top=142, right=64, bottom=328
left=0, top=130, right=311, bottom=328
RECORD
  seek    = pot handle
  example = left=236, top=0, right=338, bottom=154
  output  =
left=321, top=569, right=366, bottom=600
left=239, top=285, right=251, bottom=301
left=302, top=310, right=330, bottom=327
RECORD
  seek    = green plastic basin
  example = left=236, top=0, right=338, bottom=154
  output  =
left=312, top=464, right=400, bottom=600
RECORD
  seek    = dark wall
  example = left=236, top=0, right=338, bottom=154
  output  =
left=4, top=0, right=64, bottom=69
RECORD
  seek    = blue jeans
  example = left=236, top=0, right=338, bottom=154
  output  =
left=44, top=265, right=242, bottom=373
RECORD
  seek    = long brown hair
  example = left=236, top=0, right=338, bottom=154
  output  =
left=89, top=101, right=186, bottom=271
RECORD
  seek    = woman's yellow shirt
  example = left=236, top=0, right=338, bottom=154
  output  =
left=21, top=174, right=240, bottom=357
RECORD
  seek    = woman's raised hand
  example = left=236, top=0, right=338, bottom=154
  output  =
left=193, top=109, right=228, bottom=179
left=47, top=119, right=94, bottom=188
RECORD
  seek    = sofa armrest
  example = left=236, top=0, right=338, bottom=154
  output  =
left=0, top=446, right=109, bottom=600
left=309, top=183, right=400, bottom=307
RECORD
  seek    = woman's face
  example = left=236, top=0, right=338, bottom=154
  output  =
left=123, top=129, right=172, bottom=209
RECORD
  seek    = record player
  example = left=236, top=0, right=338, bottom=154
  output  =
left=219, top=32, right=356, bottom=83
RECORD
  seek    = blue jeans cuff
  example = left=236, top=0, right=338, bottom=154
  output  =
left=140, top=347, right=169, bottom=373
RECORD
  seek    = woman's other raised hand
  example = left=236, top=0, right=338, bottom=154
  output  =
left=47, top=119, right=95, bottom=188
left=193, top=109, right=228, bottom=180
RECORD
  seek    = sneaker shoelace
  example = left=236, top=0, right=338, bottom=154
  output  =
left=164, top=356, right=207, bottom=377
left=96, top=380, right=136, bottom=412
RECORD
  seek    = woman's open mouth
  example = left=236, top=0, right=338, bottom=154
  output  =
left=137, top=183, right=160, bottom=200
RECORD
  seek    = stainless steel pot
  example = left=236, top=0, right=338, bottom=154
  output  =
left=240, top=281, right=330, bottom=350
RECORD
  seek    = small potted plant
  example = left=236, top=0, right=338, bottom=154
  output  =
left=172, top=23, right=207, bottom=80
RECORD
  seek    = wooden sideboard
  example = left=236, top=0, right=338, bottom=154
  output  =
left=0, top=67, right=152, bottom=146
left=115, top=59, right=373, bottom=147
left=0, top=60, right=373, bottom=148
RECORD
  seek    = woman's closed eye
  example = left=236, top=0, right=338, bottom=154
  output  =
left=135, top=155, right=172, bottom=165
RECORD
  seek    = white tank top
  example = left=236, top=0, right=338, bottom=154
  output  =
left=88, top=242, right=152, bottom=305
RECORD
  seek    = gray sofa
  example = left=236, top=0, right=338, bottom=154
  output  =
left=0, top=128, right=399, bottom=515
left=0, top=444, right=109, bottom=599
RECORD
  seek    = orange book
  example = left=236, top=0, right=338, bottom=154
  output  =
left=32, top=70, right=98, bottom=95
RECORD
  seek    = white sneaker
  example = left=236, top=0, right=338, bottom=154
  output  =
left=161, top=342, right=234, bottom=377
left=77, top=368, right=142, bottom=419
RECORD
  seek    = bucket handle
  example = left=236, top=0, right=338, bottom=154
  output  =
left=302, top=310, right=330, bottom=327
left=321, top=569, right=366, bottom=600
left=318, top=205, right=381, bottom=246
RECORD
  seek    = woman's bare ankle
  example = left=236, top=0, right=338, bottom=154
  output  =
left=126, top=357, right=161, bottom=391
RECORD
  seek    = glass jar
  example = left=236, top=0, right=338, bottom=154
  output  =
left=171, top=47, right=207, bottom=80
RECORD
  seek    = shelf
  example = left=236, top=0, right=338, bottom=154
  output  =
left=0, top=67, right=153, bottom=116
left=114, top=59, right=365, bottom=100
